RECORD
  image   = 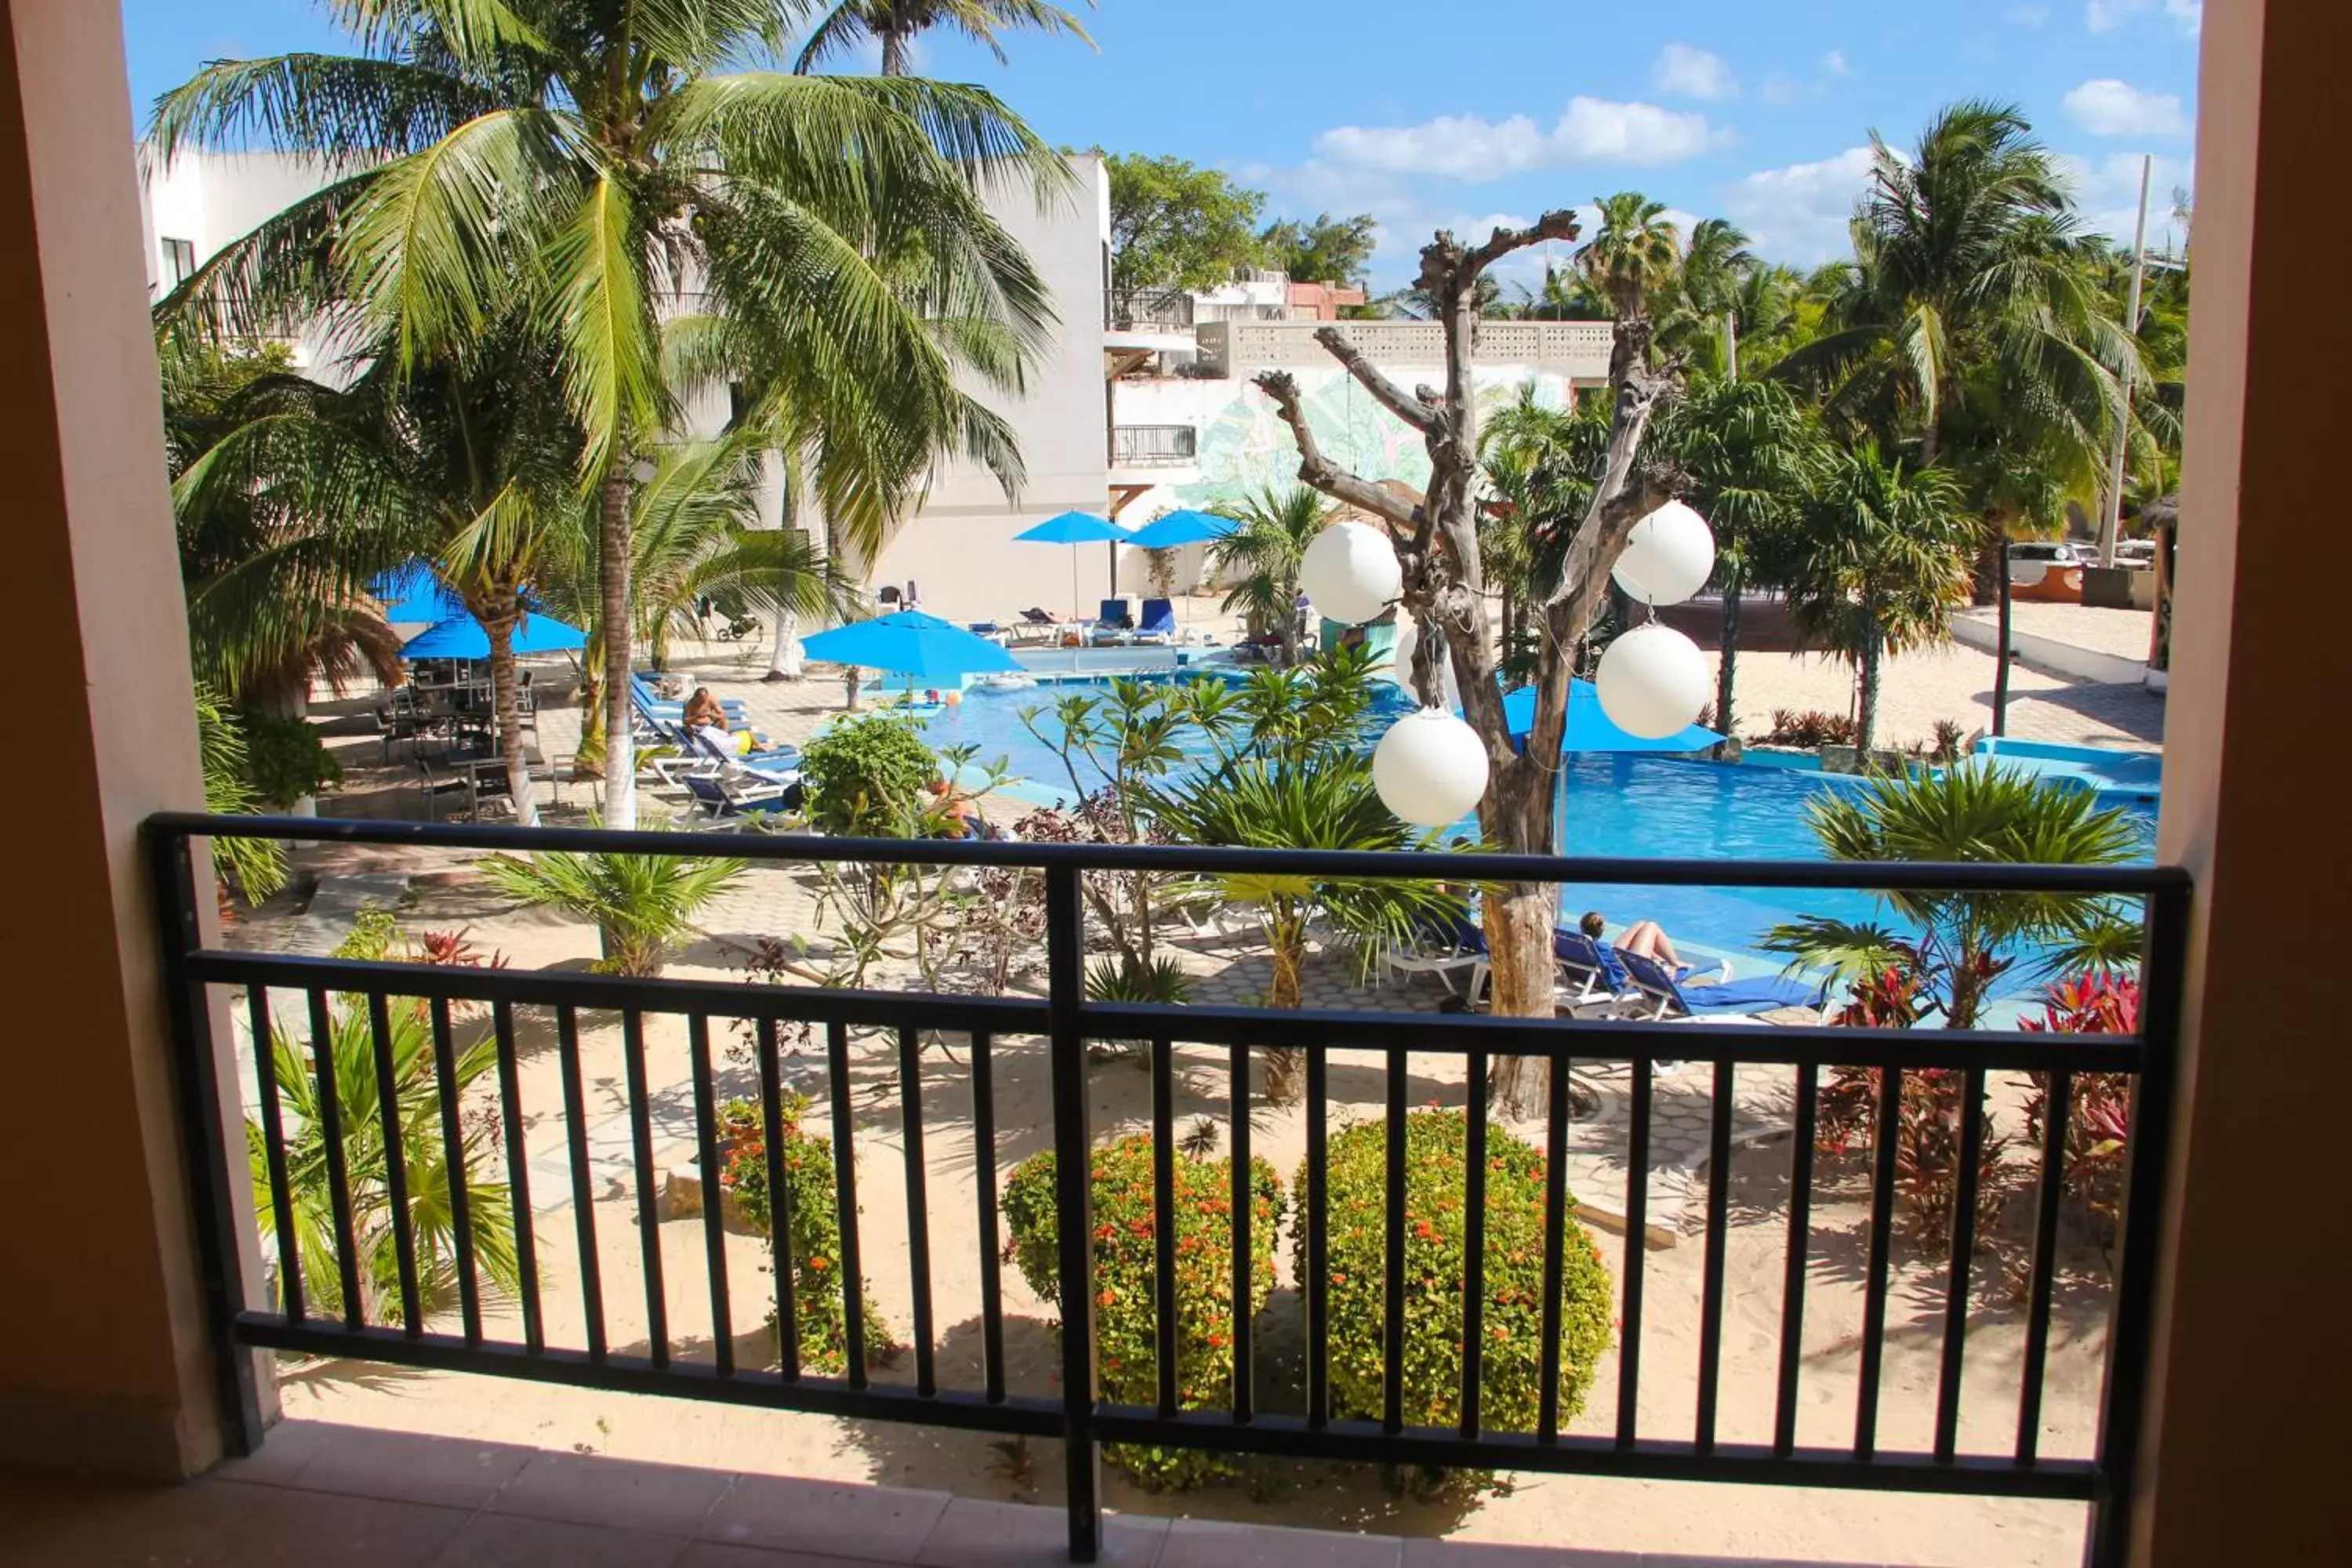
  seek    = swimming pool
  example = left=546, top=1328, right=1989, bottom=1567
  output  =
left=912, top=677, right=2161, bottom=993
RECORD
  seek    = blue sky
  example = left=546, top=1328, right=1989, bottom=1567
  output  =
left=120, top=1, right=2202, bottom=289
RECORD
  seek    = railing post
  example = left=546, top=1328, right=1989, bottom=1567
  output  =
left=1044, top=864, right=1101, bottom=1563
left=143, top=824, right=265, bottom=1455
left=2085, top=877, right=2193, bottom=1568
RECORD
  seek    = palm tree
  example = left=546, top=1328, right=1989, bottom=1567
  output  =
left=794, top=0, right=1096, bottom=76
left=481, top=829, right=749, bottom=977
left=1653, top=379, right=1822, bottom=737
left=1479, top=390, right=1612, bottom=688
left=1773, top=101, right=2140, bottom=599
left=256, top=984, right=523, bottom=1325
left=1781, top=445, right=1974, bottom=753
left=151, top=0, right=1065, bottom=826
left=1576, top=192, right=1682, bottom=321
left=174, top=325, right=583, bottom=823
left=1657, top=216, right=1755, bottom=375
left=1207, top=485, right=1335, bottom=666
left=161, top=336, right=406, bottom=713
left=1762, top=763, right=2144, bottom=1029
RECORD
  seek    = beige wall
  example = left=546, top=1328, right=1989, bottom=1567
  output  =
left=0, top=0, right=227, bottom=1478
left=2136, top=0, right=2351, bottom=1563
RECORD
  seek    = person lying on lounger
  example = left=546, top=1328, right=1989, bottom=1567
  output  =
left=1577, top=909, right=1696, bottom=985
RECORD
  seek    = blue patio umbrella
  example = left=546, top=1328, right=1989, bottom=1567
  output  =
left=1481, top=681, right=1726, bottom=753
left=1122, top=509, right=1236, bottom=550
left=371, top=561, right=464, bottom=625
left=1014, top=510, right=1134, bottom=612
left=401, top=610, right=587, bottom=661
left=800, top=610, right=1023, bottom=689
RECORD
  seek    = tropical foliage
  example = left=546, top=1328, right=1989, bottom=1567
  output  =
left=1003, top=1133, right=1286, bottom=1490
left=1314, top=1112, right=1613, bottom=1495
left=1761, top=762, right=2147, bottom=1030
left=717, top=1094, right=892, bottom=1374
left=250, top=916, right=522, bottom=1326
left=151, top=0, right=1065, bottom=824
left=795, top=0, right=1095, bottom=78
left=479, top=827, right=747, bottom=977
left=1204, top=484, right=1335, bottom=666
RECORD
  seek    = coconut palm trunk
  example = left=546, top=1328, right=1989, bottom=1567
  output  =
left=601, top=459, right=637, bottom=828
left=1715, top=559, right=1744, bottom=741
left=880, top=29, right=913, bottom=75
left=1857, top=603, right=1884, bottom=757
left=478, top=591, right=539, bottom=826
left=1991, top=549, right=2015, bottom=736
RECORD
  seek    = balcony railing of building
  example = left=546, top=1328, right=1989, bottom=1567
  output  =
left=1109, top=288, right=1196, bottom=332
left=1111, top=425, right=1200, bottom=468
left=147, top=815, right=2188, bottom=1568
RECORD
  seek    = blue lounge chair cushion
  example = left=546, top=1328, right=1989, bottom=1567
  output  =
left=1675, top=975, right=1827, bottom=1013
left=1555, top=928, right=1628, bottom=991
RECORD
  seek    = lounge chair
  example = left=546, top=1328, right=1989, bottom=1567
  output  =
left=1089, top=597, right=1138, bottom=645
left=688, top=724, right=799, bottom=775
left=1130, top=597, right=1179, bottom=645
left=1381, top=909, right=1490, bottom=1004
left=1554, top=928, right=1636, bottom=1009
left=680, top=767, right=799, bottom=825
left=1007, top=607, right=1069, bottom=646
left=1613, top=948, right=1825, bottom=1022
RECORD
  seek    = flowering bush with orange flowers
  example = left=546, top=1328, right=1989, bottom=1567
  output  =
left=718, top=1096, right=889, bottom=1375
left=1001, top=1134, right=1285, bottom=1490
left=1308, top=1110, right=1613, bottom=1497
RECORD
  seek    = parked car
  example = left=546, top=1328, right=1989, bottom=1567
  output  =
left=2115, top=539, right=2158, bottom=568
left=2008, top=541, right=2087, bottom=565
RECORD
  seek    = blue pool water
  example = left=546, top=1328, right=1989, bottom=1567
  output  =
left=911, top=677, right=2161, bottom=992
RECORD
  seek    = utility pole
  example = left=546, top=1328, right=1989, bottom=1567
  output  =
left=2096, top=154, right=2154, bottom=569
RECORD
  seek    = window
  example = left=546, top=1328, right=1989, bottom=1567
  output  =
left=161, top=237, right=196, bottom=286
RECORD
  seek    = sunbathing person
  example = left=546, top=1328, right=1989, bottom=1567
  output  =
left=681, top=687, right=729, bottom=731
left=1578, top=909, right=1695, bottom=979
left=927, top=778, right=983, bottom=840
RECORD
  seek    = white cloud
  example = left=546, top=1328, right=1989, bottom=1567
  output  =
left=2089, top=0, right=2200, bottom=34
left=1823, top=49, right=1851, bottom=76
left=2063, top=78, right=2190, bottom=137
left=1721, top=146, right=1876, bottom=265
left=1315, top=98, right=1726, bottom=180
left=1653, top=43, right=1737, bottom=102
left=2011, top=4, right=2050, bottom=24
left=2053, top=151, right=2194, bottom=251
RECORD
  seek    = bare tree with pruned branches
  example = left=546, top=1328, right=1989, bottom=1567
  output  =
left=1253, top=213, right=1684, bottom=1114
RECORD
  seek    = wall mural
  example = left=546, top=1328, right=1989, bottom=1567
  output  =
left=1171, top=369, right=1574, bottom=511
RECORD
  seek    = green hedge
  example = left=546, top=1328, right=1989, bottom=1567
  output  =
left=1306, top=1110, right=1613, bottom=1493
left=1003, top=1134, right=1285, bottom=1490
left=718, top=1096, right=891, bottom=1374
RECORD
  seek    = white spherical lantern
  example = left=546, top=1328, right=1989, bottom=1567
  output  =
left=1374, top=707, right=1490, bottom=827
left=1612, top=499, right=1716, bottom=607
left=1298, top=521, right=1403, bottom=626
left=1594, top=623, right=1711, bottom=739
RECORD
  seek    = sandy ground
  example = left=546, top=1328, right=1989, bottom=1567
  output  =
left=245, top=630, right=2143, bottom=1565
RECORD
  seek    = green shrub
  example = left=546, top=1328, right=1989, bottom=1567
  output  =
left=717, top=1096, right=891, bottom=1375
left=800, top=714, right=938, bottom=837
left=240, top=710, right=342, bottom=807
left=1308, top=1110, right=1613, bottom=1495
left=1003, top=1134, right=1285, bottom=1490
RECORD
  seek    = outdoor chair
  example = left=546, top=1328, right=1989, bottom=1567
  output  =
left=688, top=724, right=801, bottom=775
left=1130, top=598, right=1179, bottom=644
left=1613, top=948, right=1824, bottom=1022
left=1554, top=928, right=1639, bottom=1009
left=412, top=753, right=472, bottom=822
left=1089, top=597, right=1137, bottom=645
left=1009, top=607, right=1068, bottom=646
left=1381, top=908, right=1490, bottom=1004
left=680, top=767, right=799, bottom=826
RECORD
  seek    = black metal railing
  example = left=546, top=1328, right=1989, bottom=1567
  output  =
left=1111, top=424, right=1199, bottom=466
left=1109, top=288, right=1196, bottom=331
left=147, top=814, right=2188, bottom=1566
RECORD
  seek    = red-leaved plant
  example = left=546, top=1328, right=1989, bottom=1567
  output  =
left=2020, top=973, right=2141, bottom=1252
